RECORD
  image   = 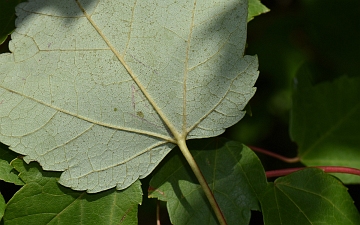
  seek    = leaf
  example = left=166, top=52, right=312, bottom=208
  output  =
left=0, top=193, right=4, bottom=221
left=149, top=138, right=267, bottom=225
left=248, top=0, right=269, bottom=22
left=260, top=168, right=360, bottom=225
left=0, top=144, right=24, bottom=185
left=291, top=75, right=360, bottom=183
left=3, top=158, right=142, bottom=225
left=0, top=0, right=27, bottom=45
left=0, top=0, right=258, bottom=192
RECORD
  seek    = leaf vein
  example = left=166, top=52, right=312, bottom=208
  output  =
left=75, top=0, right=180, bottom=142
left=0, top=85, right=175, bottom=142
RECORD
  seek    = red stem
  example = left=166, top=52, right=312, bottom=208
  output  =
left=266, top=166, right=360, bottom=178
left=248, top=146, right=360, bottom=178
left=249, top=146, right=300, bottom=163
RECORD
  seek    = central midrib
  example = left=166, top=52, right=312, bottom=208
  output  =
left=182, top=1, right=198, bottom=137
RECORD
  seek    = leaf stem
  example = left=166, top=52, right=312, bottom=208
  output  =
left=177, top=139, right=227, bottom=225
left=249, top=146, right=300, bottom=163
left=156, top=200, right=161, bottom=225
left=266, top=166, right=360, bottom=178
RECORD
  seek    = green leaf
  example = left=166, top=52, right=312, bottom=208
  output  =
left=0, top=0, right=27, bottom=45
left=0, top=193, right=4, bottom=221
left=260, top=168, right=360, bottom=225
left=0, top=0, right=258, bottom=193
left=3, top=158, right=142, bottom=225
left=248, top=0, right=269, bottom=22
left=291, top=75, right=360, bottom=183
left=149, top=138, right=267, bottom=225
left=0, top=145, right=24, bottom=185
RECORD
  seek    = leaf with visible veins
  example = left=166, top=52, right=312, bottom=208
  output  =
left=0, top=0, right=258, bottom=193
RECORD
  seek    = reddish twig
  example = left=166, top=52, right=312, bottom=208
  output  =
left=249, top=146, right=300, bottom=163
left=266, top=166, right=360, bottom=178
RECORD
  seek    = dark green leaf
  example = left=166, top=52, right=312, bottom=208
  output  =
left=261, top=168, right=360, bottom=225
left=291, top=76, right=360, bottom=183
left=0, top=193, right=4, bottom=220
left=149, top=138, right=267, bottom=225
left=4, top=159, right=142, bottom=225
left=0, top=145, right=24, bottom=185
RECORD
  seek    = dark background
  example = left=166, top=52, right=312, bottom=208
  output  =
left=141, top=0, right=360, bottom=223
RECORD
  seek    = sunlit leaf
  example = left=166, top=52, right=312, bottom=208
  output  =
left=0, top=0, right=258, bottom=192
left=248, top=0, right=269, bottom=22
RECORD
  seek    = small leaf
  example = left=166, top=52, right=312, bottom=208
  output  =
left=291, top=75, right=360, bottom=183
left=248, top=0, right=269, bottom=22
left=261, top=168, right=360, bottom=225
left=0, top=0, right=258, bottom=192
left=0, top=145, right=24, bottom=185
left=0, top=193, right=5, bottom=220
left=4, top=158, right=142, bottom=225
left=149, top=138, right=267, bottom=225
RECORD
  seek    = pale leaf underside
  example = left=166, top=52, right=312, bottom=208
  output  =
left=0, top=0, right=258, bottom=193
